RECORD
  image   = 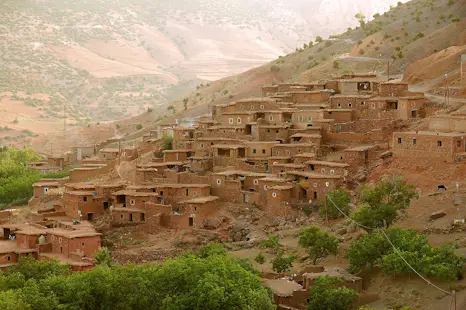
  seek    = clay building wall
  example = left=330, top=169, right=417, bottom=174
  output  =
left=261, top=85, right=279, bottom=97
left=272, top=144, right=315, bottom=157
left=264, top=187, right=296, bottom=218
left=392, top=132, right=466, bottom=163
left=235, top=160, right=268, bottom=173
left=163, top=151, right=191, bottom=162
left=290, top=91, right=331, bottom=103
left=235, top=99, right=281, bottom=111
left=258, top=126, right=289, bottom=142
left=112, top=209, right=145, bottom=225
left=218, top=113, right=255, bottom=126
left=268, top=157, right=291, bottom=167
left=323, top=110, right=353, bottom=122
left=246, top=142, right=276, bottom=158
left=292, top=110, right=325, bottom=127
left=429, top=116, right=466, bottom=132
left=178, top=172, right=210, bottom=184
left=378, top=82, right=409, bottom=97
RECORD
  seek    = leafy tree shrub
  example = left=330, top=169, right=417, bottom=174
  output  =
left=315, top=36, right=323, bottom=43
left=270, top=65, right=280, bottom=72
left=0, top=249, right=275, bottom=309
left=254, top=252, right=266, bottom=265
left=299, top=226, right=338, bottom=264
left=259, top=234, right=281, bottom=254
left=167, top=105, right=175, bottom=114
left=346, top=227, right=464, bottom=280
left=162, top=135, right=173, bottom=151
left=307, top=276, right=358, bottom=310
left=93, top=247, right=112, bottom=267
left=321, top=188, right=350, bottom=219
left=271, top=252, right=295, bottom=273
left=136, top=124, right=143, bottom=130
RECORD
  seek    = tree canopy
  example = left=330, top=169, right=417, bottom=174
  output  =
left=351, top=177, right=419, bottom=231
left=307, top=276, right=358, bottom=310
left=299, top=226, right=338, bottom=265
left=0, top=246, right=275, bottom=310
left=322, top=188, right=350, bottom=219
left=346, top=227, right=464, bottom=280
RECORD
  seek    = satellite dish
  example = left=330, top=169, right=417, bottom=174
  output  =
left=308, top=199, right=313, bottom=204
left=325, top=182, right=330, bottom=187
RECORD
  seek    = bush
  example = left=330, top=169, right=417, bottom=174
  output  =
left=271, top=252, right=295, bottom=273
left=299, top=226, right=338, bottom=264
left=315, top=36, right=323, bottom=43
left=270, top=65, right=280, bottom=72
left=136, top=124, right=143, bottom=130
left=259, top=234, right=281, bottom=253
left=307, top=276, right=358, bottom=310
left=321, top=188, right=350, bottom=219
left=162, top=135, right=173, bottom=150
left=346, top=227, right=464, bottom=280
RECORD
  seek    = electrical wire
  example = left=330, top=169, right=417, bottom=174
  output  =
left=325, top=194, right=452, bottom=296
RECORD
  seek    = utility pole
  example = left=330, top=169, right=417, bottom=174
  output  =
left=387, top=60, right=390, bottom=81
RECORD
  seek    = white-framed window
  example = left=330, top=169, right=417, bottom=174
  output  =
left=348, top=103, right=352, bottom=107
left=193, top=191, right=198, bottom=197
left=272, top=192, right=277, bottom=198
left=337, top=103, right=341, bottom=108
left=253, top=180, right=259, bottom=185
left=298, top=116, right=304, bottom=122
left=321, top=168, right=325, bottom=173
left=313, top=183, right=318, bottom=187
left=58, top=237, right=62, bottom=244
left=200, top=143, right=204, bottom=148
left=216, top=179, right=221, bottom=185
left=372, top=103, right=376, bottom=108
left=307, top=116, right=312, bottom=121
left=260, top=105, right=265, bottom=110
left=130, top=199, right=135, bottom=206
left=273, top=161, right=278, bottom=165
left=269, top=115, right=273, bottom=121
left=44, top=188, right=49, bottom=193
left=330, top=169, right=335, bottom=175
left=228, top=118, right=234, bottom=124
left=264, top=185, right=268, bottom=190
left=237, top=118, right=242, bottom=124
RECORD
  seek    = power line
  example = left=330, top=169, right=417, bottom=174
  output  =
left=325, top=194, right=452, bottom=296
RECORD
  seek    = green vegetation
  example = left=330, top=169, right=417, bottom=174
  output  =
left=93, top=247, right=113, bottom=267
left=315, top=36, right=323, bottom=43
left=259, top=234, right=281, bottom=254
left=270, top=65, right=281, bottom=72
left=346, top=227, right=464, bottom=280
left=254, top=252, right=266, bottom=265
left=136, top=124, right=143, bottom=130
left=0, top=245, right=275, bottom=309
left=271, top=251, right=295, bottom=273
left=299, top=226, right=338, bottom=265
left=0, top=147, right=71, bottom=208
left=322, top=188, right=350, bottom=219
left=351, top=177, right=418, bottom=231
left=162, top=135, right=173, bottom=151
left=307, top=276, right=358, bottom=310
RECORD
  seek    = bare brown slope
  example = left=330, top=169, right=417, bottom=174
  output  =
left=403, top=45, right=466, bottom=84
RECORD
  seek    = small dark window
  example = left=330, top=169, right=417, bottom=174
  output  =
left=267, top=129, right=270, bottom=133
left=120, top=215, right=124, bottom=219
left=194, top=207, right=197, bottom=211
left=253, top=149, right=257, bottom=154
left=437, top=141, right=442, bottom=147
left=413, top=139, right=416, bottom=145
left=361, top=101, right=365, bottom=106
left=83, top=197, right=87, bottom=202
left=7, top=256, right=10, bottom=261
left=348, top=103, right=352, bottom=107
left=276, top=130, right=279, bottom=134
left=262, top=149, right=266, bottom=154
left=81, top=242, right=85, bottom=246
left=457, top=141, right=461, bottom=147
left=398, top=137, right=402, bottom=144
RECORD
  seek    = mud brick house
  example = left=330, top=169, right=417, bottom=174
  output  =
left=63, top=190, right=102, bottom=220
left=263, top=185, right=295, bottom=218
left=0, top=223, right=101, bottom=271
left=257, top=124, right=290, bottom=141
left=120, top=148, right=138, bottom=161
left=163, top=149, right=193, bottom=162
left=98, top=148, right=119, bottom=160
left=289, top=133, right=322, bottom=146
left=272, top=143, right=316, bottom=157
left=270, top=163, right=306, bottom=175
left=174, top=196, right=220, bottom=228
left=212, top=144, right=247, bottom=166
left=289, top=90, right=332, bottom=103
left=95, top=184, right=125, bottom=210
left=72, top=145, right=96, bottom=161
left=392, top=131, right=466, bottom=163
left=33, top=181, right=61, bottom=198
left=307, top=160, right=349, bottom=178
left=284, top=171, right=343, bottom=203
left=111, top=207, right=146, bottom=225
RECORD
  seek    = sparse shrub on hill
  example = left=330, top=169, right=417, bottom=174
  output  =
left=259, top=233, right=281, bottom=254
left=136, top=124, right=143, bottom=130
left=270, top=64, right=280, bottom=72
left=315, top=36, right=323, bottom=43
left=307, top=276, right=359, bottom=310
left=271, top=251, right=295, bottom=273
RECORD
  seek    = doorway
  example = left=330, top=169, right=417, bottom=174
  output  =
left=189, top=217, right=194, bottom=227
left=87, top=213, right=93, bottom=221
left=103, top=201, right=109, bottom=210
left=129, top=214, right=133, bottom=222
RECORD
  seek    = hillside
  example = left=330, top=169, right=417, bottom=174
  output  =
left=0, top=0, right=407, bottom=146
left=109, top=0, right=465, bottom=136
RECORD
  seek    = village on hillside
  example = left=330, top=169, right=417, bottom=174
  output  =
left=1, top=61, right=466, bottom=308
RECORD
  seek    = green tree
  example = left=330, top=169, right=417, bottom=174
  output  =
left=322, top=188, right=350, bottom=219
left=315, top=36, right=323, bottom=43
left=162, top=135, right=173, bottom=151
left=254, top=252, right=266, bottom=265
left=183, top=97, right=189, bottom=110
left=346, top=228, right=464, bottom=280
left=307, top=276, right=359, bottom=310
left=299, top=226, right=338, bottom=264
left=136, top=124, right=143, bottom=130
left=93, top=247, right=113, bottom=267
left=259, top=234, right=281, bottom=254
left=308, top=41, right=314, bottom=48
left=355, top=13, right=366, bottom=27
left=272, top=252, right=295, bottom=273
left=167, top=105, right=175, bottom=114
